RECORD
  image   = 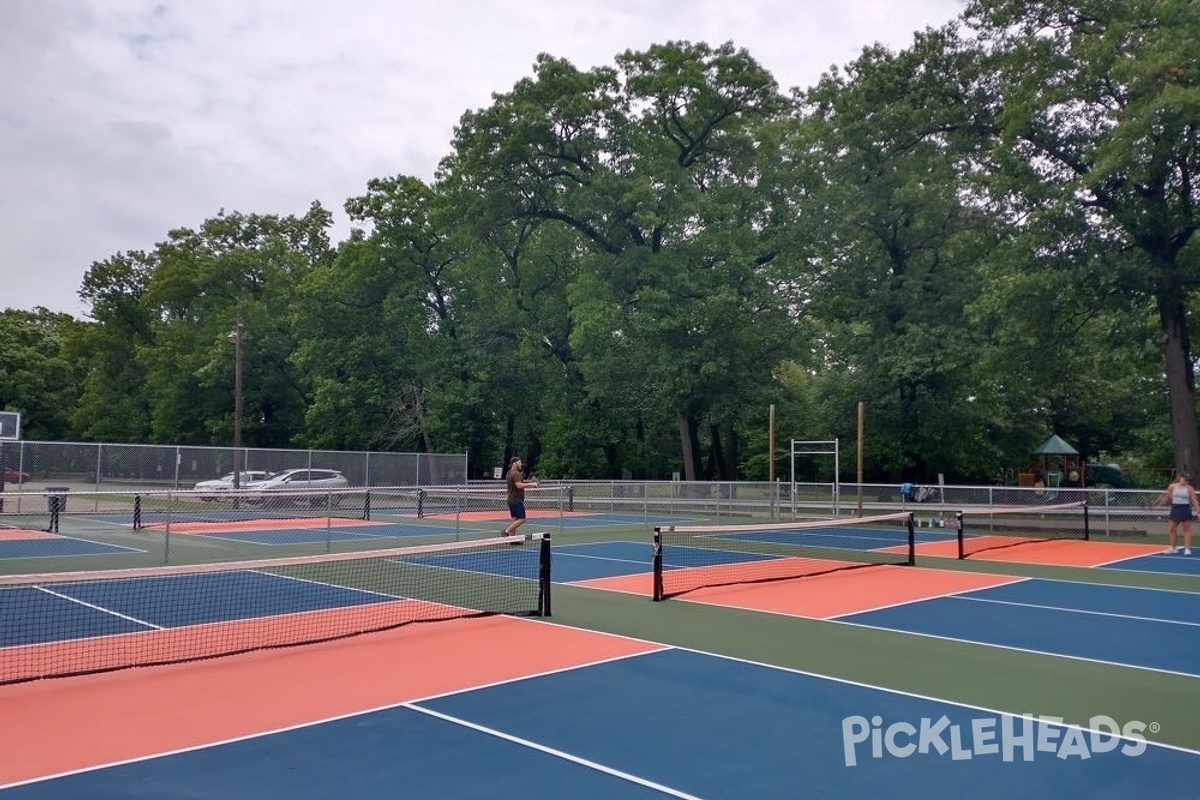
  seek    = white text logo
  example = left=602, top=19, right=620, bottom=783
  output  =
left=841, top=714, right=1148, bottom=766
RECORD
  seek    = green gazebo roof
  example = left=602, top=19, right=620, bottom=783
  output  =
left=1034, top=434, right=1079, bottom=456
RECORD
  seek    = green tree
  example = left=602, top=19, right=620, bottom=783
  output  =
left=78, top=204, right=335, bottom=446
left=443, top=41, right=800, bottom=479
left=74, top=251, right=156, bottom=441
left=788, top=32, right=1014, bottom=481
left=0, top=308, right=86, bottom=440
left=961, top=0, right=1200, bottom=473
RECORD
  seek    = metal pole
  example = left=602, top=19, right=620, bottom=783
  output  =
left=232, top=314, right=243, bottom=488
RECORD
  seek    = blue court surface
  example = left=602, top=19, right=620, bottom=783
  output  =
left=0, top=536, right=142, bottom=560
left=551, top=541, right=653, bottom=582
left=1099, top=551, right=1200, bottom=576
left=1, top=647, right=1193, bottom=798
left=835, top=579, right=1200, bottom=677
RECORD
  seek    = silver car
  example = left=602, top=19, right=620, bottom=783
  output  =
left=194, top=471, right=274, bottom=500
left=247, top=468, right=350, bottom=505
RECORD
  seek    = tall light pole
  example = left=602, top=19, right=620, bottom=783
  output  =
left=228, top=313, right=244, bottom=489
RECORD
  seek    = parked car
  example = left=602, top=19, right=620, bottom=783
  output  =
left=3, top=467, right=31, bottom=484
left=247, top=468, right=350, bottom=505
left=194, top=470, right=275, bottom=500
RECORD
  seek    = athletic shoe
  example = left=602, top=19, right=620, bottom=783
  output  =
left=1186, top=549, right=1193, bottom=556
left=1164, top=547, right=1177, bottom=553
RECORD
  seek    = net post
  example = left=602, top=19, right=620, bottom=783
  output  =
left=363, top=490, right=371, bottom=521
left=538, top=534, right=552, bottom=617
left=956, top=511, right=965, bottom=560
left=905, top=513, right=916, bottom=566
left=133, top=494, right=142, bottom=530
left=1083, top=501, right=1089, bottom=541
left=416, top=488, right=425, bottom=518
left=652, top=528, right=664, bottom=601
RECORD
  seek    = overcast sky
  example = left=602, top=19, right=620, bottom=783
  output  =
left=1, top=0, right=965, bottom=318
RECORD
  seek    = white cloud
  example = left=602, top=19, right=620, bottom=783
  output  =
left=0, top=0, right=965, bottom=316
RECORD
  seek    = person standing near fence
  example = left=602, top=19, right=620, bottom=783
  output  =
left=1154, top=472, right=1198, bottom=555
left=503, top=456, right=538, bottom=539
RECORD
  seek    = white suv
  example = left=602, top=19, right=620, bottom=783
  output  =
left=194, top=470, right=274, bottom=500
left=248, top=468, right=350, bottom=505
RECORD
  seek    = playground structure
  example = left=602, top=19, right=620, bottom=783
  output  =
left=1003, top=435, right=1134, bottom=493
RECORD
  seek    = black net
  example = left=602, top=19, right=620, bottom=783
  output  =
left=652, top=513, right=915, bottom=600
left=956, top=502, right=1089, bottom=558
left=0, top=534, right=551, bottom=685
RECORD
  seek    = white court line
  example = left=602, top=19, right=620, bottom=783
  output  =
left=555, top=551, right=652, bottom=568
left=1090, top=553, right=1200, bottom=578
left=949, top=594, right=1200, bottom=628
left=406, top=704, right=708, bottom=800
left=823, top=573, right=1200, bottom=620
left=816, top=572, right=1030, bottom=619
left=32, top=585, right=162, bottom=630
left=819, top=612, right=1200, bottom=680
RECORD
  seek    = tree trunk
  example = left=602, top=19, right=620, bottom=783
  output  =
left=708, top=423, right=724, bottom=480
left=1158, top=292, right=1200, bottom=475
left=678, top=410, right=698, bottom=480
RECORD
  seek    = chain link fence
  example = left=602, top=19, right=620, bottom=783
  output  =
left=0, top=440, right=467, bottom=494
left=0, top=475, right=1173, bottom=574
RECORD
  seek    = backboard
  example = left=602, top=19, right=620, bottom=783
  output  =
left=0, top=412, right=21, bottom=441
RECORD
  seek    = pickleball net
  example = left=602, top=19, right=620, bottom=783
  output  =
left=956, top=501, right=1089, bottom=559
left=0, top=533, right=551, bottom=685
left=652, top=513, right=915, bottom=600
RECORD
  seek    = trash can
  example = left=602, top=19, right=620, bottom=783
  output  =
left=47, top=487, right=70, bottom=513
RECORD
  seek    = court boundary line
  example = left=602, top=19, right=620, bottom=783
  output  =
left=819, top=572, right=1200, bottom=620
left=183, top=523, right=496, bottom=547
left=1003, top=574, right=1200, bottom=597
left=806, top=572, right=1031, bottom=619
left=821, top=613, right=1200, bottom=680
left=0, top=530, right=146, bottom=558
left=553, top=540, right=654, bottom=568
left=405, top=703, right=706, bottom=800
left=34, top=585, right=163, bottom=630
left=1090, top=554, right=1200, bottom=577
left=948, top=594, right=1200, bottom=628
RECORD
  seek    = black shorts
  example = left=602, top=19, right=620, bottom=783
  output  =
left=1169, top=504, right=1193, bottom=523
left=508, top=502, right=526, bottom=520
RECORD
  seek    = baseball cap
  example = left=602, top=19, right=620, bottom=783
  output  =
left=509, top=456, right=522, bottom=465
